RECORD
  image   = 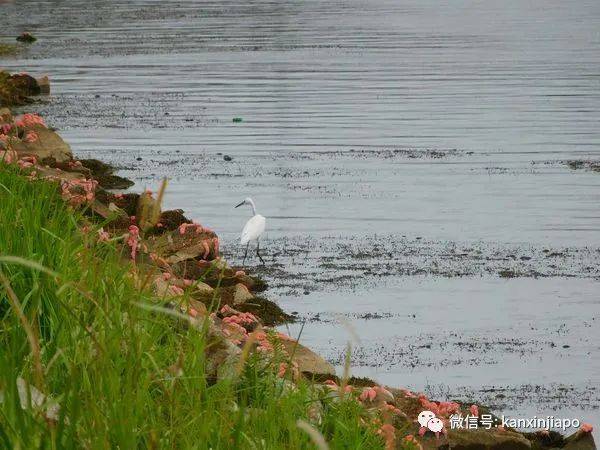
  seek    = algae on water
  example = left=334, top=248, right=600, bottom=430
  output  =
left=0, top=43, right=18, bottom=56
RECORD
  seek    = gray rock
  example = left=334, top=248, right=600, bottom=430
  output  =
left=233, top=283, right=254, bottom=305
left=36, top=76, right=50, bottom=94
left=560, top=430, right=597, bottom=450
left=280, top=340, right=335, bottom=376
left=0, top=378, right=60, bottom=422
left=12, top=125, right=73, bottom=162
left=430, top=428, right=532, bottom=450
left=205, top=323, right=241, bottom=380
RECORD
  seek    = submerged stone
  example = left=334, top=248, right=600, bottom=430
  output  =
left=16, top=32, right=37, bottom=43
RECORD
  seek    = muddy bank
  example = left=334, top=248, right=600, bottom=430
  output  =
left=219, top=234, right=600, bottom=298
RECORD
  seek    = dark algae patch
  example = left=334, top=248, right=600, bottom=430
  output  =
left=236, top=296, right=294, bottom=326
left=156, top=209, right=192, bottom=230
left=498, top=269, right=518, bottom=278
left=566, top=159, right=600, bottom=173
left=79, top=158, right=134, bottom=189
left=16, top=32, right=37, bottom=43
left=0, top=43, right=18, bottom=56
left=304, top=372, right=378, bottom=388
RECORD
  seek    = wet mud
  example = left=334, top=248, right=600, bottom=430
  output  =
left=221, top=235, right=599, bottom=294
left=566, top=160, right=600, bottom=173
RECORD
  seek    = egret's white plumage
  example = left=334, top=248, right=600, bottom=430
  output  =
left=240, top=214, right=266, bottom=245
left=235, top=197, right=266, bottom=264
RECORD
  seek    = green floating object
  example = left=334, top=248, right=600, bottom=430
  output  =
left=232, top=117, right=243, bottom=123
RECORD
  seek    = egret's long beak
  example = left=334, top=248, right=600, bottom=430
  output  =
left=234, top=201, right=245, bottom=208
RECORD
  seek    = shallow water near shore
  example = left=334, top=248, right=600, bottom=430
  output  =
left=3, top=0, right=600, bottom=432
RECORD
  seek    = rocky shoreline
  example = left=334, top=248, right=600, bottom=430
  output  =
left=0, top=70, right=596, bottom=449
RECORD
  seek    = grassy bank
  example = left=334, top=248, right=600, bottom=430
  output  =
left=0, top=165, right=386, bottom=449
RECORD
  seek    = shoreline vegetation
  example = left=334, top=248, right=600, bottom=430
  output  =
left=0, top=71, right=596, bottom=449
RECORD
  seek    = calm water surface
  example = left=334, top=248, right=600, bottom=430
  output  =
left=2, top=0, right=600, bottom=432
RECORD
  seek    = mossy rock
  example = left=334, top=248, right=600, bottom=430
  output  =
left=97, top=174, right=134, bottom=190
left=144, top=209, right=192, bottom=236
left=159, top=209, right=191, bottom=230
left=522, top=430, right=564, bottom=449
left=9, top=73, right=40, bottom=96
left=79, top=158, right=134, bottom=190
left=0, top=71, right=32, bottom=106
left=146, top=228, right=219, bottom=263
left=235, top=296, right=294, bottom=326
left=12, top=125, right=73, bottom=162
left=304, top=372, right=378, bottom=388
left=171, top=261, right=268, bottom=293
left=16, top=33, right=37, bottom=43
left=443, top=428, right=532, bottom=450
left=109, top=193, right=140, bottom=216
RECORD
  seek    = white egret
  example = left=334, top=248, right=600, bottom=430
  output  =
left=235, top=197, right=266, bottom=264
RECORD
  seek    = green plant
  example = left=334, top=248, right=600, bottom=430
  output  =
left=0, top=165, right=386, bottom=449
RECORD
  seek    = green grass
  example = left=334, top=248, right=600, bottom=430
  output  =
left=0, top=165, right=386, bottom=449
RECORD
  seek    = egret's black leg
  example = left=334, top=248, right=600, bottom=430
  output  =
left=256, top=239, right=265, bottom=265
left=243, top=243, right=249, bottom=265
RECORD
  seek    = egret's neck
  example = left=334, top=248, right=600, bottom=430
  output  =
left=248, top=199, right=257, bottom=216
